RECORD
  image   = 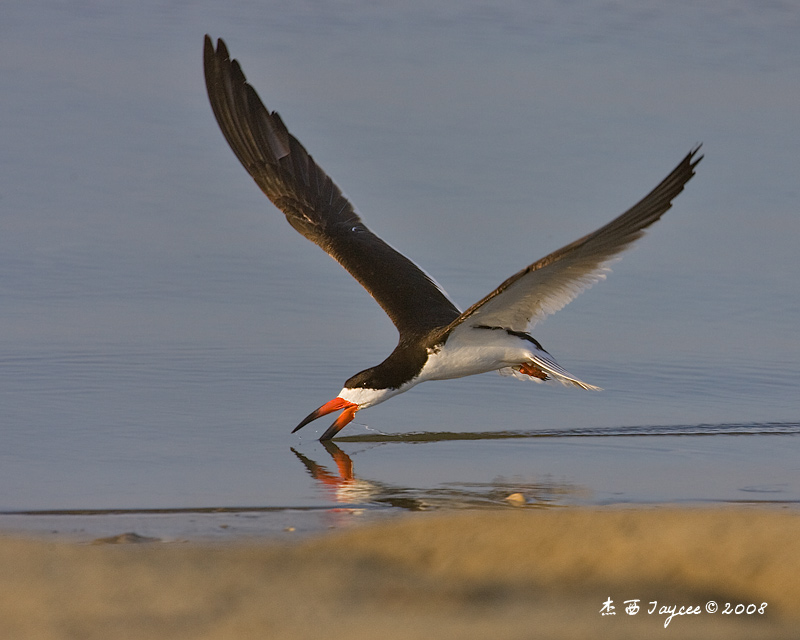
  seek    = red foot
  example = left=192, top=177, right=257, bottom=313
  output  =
left=518, top=362, right=548, bottom=380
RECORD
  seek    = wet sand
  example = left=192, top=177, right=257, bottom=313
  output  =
left=1, top=507, right=797, bottom=639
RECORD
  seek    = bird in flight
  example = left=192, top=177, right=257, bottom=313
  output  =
left=203, top=36, right=701, bottom=441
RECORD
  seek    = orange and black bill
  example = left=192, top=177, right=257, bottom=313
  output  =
left=292, top=397, right=358, bottom=441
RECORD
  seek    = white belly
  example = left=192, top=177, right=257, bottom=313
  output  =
left=409, top=326, right=600, bottom=391
left=415, top=329, right=535, bottom=383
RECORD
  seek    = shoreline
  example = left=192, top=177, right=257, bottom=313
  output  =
left=1, top=505, right=798, bottom=639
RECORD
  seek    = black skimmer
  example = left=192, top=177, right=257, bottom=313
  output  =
left=203, top=36, right=702, bottom=441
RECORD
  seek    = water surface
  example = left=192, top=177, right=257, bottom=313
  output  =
left=1, top=1, right=798, bottom=537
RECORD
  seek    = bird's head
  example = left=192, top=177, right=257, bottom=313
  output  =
left=292, top=385, right=400, bottom=441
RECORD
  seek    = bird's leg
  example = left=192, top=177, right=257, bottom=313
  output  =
left=517, top=362, right=548, bottom=380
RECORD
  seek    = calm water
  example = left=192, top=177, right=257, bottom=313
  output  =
left=1, top=1, right=799, bottom=537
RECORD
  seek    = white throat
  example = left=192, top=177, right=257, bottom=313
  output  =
left=338, top=385, right=403, bottom=409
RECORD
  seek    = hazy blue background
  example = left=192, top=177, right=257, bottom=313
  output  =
left=1, top=1, right=798, bottom=528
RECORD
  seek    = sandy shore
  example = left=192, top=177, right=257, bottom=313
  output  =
left=1, top=507, right=798, bottom=639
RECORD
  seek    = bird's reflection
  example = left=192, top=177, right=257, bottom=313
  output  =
left=291, top=442, right=581, bottom=510
left=291, top=442, right=396, bottom=506
left=294, top=441, right=355, bottom=485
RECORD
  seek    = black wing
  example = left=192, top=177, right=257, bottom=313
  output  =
left=203, top=36, right=461, bottom=342
left=445, top=147, right=702, bottom=334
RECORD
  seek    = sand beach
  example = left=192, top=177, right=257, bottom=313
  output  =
left=1, top=507, right=797, bottom=639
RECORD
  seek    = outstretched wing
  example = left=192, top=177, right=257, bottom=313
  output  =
left=446, top=147, right=702, bottom=334
left=203, top=36, right=461, bottom=341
